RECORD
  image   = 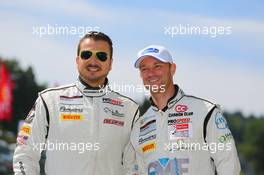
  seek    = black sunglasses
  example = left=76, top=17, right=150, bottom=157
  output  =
left=80, top=50, right=108, bottom=62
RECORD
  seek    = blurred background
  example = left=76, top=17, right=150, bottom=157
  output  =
left=0, top=0, right=263, bottom=174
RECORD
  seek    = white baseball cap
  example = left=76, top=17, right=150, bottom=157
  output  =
left=134, top=45, right=173, bottom=68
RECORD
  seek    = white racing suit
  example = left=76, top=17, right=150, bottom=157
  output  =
left=125, top=85, right=241, bottom=175
left=13, top=78, right=139, bottom=175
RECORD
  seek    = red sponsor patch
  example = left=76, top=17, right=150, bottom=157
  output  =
left=103, top=98, right=123, bottom=106
left=176, top=118, right=190, bottom=123
left=175, top=105, right=188, bottom=112
left=175, top=124, right=189, bottom=130
left=103, top=118, right=124, bottom=127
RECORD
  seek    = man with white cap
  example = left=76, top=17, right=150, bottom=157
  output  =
left=123, top=45, right=241, bottom=174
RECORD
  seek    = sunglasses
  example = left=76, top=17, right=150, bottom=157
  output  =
left=80, top=50, right=108, bottom=62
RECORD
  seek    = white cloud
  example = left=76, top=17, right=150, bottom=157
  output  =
left=174, top=53, right=264, bottom=116
left=0, top=12, right=77, bottom=85
left=0, top=1, right=263, bottom=116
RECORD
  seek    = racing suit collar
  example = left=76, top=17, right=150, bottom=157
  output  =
left=150, top=84, right=184, bottom=112
left=76, top=76, right=110, bottom=97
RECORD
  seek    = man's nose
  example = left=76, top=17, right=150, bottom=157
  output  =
left=87, top=54, right=98, bottom=63
left=146, top=68, right=156, bottom=77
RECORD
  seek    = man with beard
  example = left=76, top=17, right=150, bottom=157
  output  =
left=13, top=31, right=139, bottom=175
left=124, top=45, right=240, bottom=175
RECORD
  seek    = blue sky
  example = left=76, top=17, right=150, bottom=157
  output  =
left=0, top=0, right=263, bottom=116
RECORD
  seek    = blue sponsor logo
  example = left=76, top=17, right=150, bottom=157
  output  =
left=142, top=48, right=159, bottom=55
left=215, top=112, right=228, bottom=129
left=148, top=157, right=189, bottom=175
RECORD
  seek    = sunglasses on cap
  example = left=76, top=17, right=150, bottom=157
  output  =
left=80, top=50, right=108, bottom=62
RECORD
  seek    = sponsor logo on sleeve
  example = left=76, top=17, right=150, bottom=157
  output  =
left=20, top=125, right=31, bottom=136
left=218, top=132, right=233, bottom=143
left=17, top=135, right=29, bottom=145
left=215, top=112, right=228, bottom=129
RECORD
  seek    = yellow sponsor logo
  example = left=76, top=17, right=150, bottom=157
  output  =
left=142, top=142, right=156, bottom=153
left=20, top=125, right=31, bottom=135
left=60, top=114, right=83, bottom=121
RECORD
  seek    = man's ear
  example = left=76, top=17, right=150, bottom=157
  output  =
left=170, top=63, right=176, bottom=76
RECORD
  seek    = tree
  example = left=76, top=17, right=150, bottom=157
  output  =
left=1, top=58, right=46, bottom=133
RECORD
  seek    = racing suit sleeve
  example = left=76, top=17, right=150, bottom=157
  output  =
left=13, top=95, right=49, bottom=175
left=205, top=106, right=241, bottom=175
left=123, top=142, right=140, bottom=175
left=122, top=109, right=146, bottom=175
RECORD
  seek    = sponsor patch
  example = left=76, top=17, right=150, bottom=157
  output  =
left=168, top=118, right=190, bottom=124
left=20, top=125, right=31, bottom=135
left=140, top=119, right=156, bottom=136
left=168, top=118, right=192, bottom=140
left=102, top=98, right=124, bottom=106
left=169, top=112, right=194, bottom=117
left=103, top=118, right=124, bottom=127
left=215, top=112, right=228, bottom=129
left=175, top=105, right=188, bottom=112
left=104, top=107, right=124, bottom=117
left=60, top=114, right=83, bottom=121
left=142, top=142, right=156, bottom=153
left=59, top=106, right=83, bottom=113
left=218, top=132, right=233, bottom=143
left=17, top=135, right=29, bottom=145
left=139, top=134, right=156, bottom=145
